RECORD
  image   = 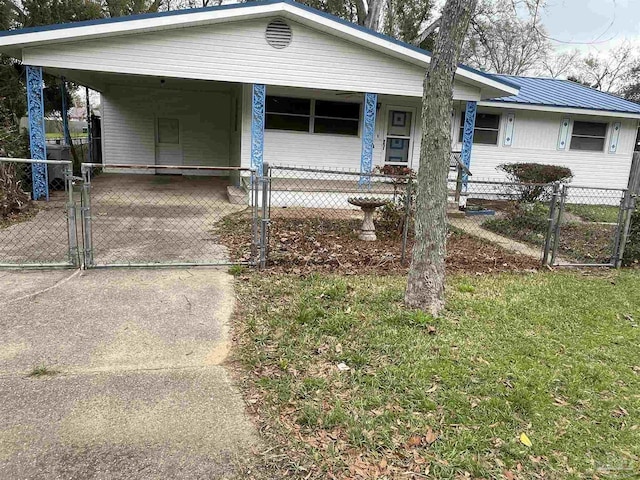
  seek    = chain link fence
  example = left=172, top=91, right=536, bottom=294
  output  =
left=80, top=163, right=258, bottom=267
left=0, top=158, right=77, bottom=267
left=263, top=164, right=413, bottom=271
left=1, top=157, right=637, bottom=271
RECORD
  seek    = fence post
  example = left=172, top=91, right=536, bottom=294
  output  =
left=550, top=184, right=567, bottom=266
left=614, top=190, right=636, bottom=268
left=259, top=162, right=270, bottom=270
left=400, top=176, right=413, bottom=265
left=65, top=163, right=79, bottom=267
left=80, top=165, right=94, bottom=268
left=542, top=181, right=560, bottom=266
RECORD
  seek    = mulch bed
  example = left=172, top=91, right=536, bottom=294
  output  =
left=215, top=209, right=540, bottom=275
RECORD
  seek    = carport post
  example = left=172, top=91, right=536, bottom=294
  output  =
left=26, top=65, right=49, bottom=200
left=251, top=84, right=266, bottom=176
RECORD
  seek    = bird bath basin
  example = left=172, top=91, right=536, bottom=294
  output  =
left=347, top=197, right=388, bottom=241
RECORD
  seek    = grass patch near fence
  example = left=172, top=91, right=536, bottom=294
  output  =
left=565, top=204, right=620, bottom=224
left=234, top=271, right=640, bottom=479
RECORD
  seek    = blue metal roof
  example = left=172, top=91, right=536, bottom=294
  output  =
left=0, top=0, right=519, bottom=92
left=493, top=75, right=640, bottom=115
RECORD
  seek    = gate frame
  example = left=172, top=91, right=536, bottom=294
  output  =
left=79, top=162, right=260, bottom=269
left=545, top=183, right=631, bottom=268
left=0, top=157, right=78, bottom=269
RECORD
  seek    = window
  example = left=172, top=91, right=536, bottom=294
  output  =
left=265, top=96, right=311, bottom=132
left=634, top=127, right=640, bottom=152
left=570, top=121, right=608, bottom=151
left=459, top=113, right=500, bottom=145
left=265, top=96, right=360, bottom=136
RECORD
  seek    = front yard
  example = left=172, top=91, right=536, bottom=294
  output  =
left=233, top=271, right=640, bottom=479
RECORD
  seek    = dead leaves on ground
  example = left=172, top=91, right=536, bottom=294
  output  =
left=215, top=211, right=540, bottom=276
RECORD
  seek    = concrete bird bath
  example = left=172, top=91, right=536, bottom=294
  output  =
left=348, top=197, right=388, bottom=241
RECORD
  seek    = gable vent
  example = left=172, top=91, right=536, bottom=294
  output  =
left=265, top=19, right=293, bottom=49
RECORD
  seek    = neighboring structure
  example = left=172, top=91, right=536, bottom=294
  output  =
left=0, top=0, right=639, bottom=197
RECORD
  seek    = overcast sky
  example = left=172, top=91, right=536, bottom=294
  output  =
left=541, top=0, right=640, bottom=53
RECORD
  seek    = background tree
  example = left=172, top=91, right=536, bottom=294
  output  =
left=620, top=64, right=640, bottom=103
left=405, top=0, right=477, bottom=315
left=462, top=0, right=549, bottom=75
left=569, top=45, right=635, bottom=93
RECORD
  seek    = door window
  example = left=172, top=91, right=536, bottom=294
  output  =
left=157, top=118, right=180, bottom=144
left=385, top=109, right=413, bottom=164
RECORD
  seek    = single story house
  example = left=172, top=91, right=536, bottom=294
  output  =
left=0, top=0, right=639, bottom=201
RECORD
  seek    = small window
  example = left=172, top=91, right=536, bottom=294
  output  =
left=265, top=96, right=311, bottom=132
left=459, top=113, right=500, bottom=145
left=157, top=118, right=179, bottom=144
left=634, top=127, right=640, bottom=152
left=570, top=121, right=608, bottom=151
left=313, top=100, right=359, bottom=136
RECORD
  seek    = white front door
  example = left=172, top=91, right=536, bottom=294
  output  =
left=156, top=117, right=183, bottom=173
left=383, top=107, right=416, bottom=167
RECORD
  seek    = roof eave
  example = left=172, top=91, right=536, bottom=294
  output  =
left=479, top=100, right=640, bottom=120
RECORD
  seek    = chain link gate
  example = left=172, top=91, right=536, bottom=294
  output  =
left=543, top=184, right=633, bottom=268
left=78, top=163, right=260, bottom=268
left=0, top=158, right=79, bottom=268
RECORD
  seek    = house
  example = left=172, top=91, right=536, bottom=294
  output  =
left=0, top=0, right=639, bottom=201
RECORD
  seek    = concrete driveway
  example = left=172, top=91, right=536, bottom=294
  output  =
left=0, top=268, right=261, bottom=479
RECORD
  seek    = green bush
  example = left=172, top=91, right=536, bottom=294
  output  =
left=623, top=209, right=640, bottom=266
left=498, top=163, right=573, bottom=203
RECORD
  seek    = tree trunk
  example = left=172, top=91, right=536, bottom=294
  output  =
left=364, top=0, right=384, bottom=31
left=405, top=0, right=477, bottom=315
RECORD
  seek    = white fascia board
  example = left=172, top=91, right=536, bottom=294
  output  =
left=479, top=100, right=640, bottom=120
left=0, top=3, right=282, bottom=47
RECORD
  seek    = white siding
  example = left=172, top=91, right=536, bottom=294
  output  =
left=240, top=87, right=423, bottom=171
left=102, top=85, right=231, bottom=171
left=452, top=107, right=637, bottom=189
left=23, top=18, right=480, bottom=100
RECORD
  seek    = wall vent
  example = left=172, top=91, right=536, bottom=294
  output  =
left=265, top=19, right=293, bottom=49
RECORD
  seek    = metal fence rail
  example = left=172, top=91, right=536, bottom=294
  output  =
left=80, top=163, right=258, bottom=268
left=0, top=157, right=77, bottom=268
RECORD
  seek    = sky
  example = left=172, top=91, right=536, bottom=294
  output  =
left=541, top=0, right=640, bottom=54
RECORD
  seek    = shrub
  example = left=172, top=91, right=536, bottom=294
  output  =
left=0, top=163, right=30, bottom=218
left=498, top=163, right=573, bottom=203
left=484, top=201, right=549, bottom=245
left=623, top=208, right=640, bottom=266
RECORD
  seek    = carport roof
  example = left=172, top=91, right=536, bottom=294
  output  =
left=0, top=0, right=518, bottom=98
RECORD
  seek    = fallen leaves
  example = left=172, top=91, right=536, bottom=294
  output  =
left=215, top=210, right=541, bottom=276
left=519, top=432, right=533, bottom=447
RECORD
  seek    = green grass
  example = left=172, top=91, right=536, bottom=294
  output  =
left=566, top=204, right=620, bottom=224
left=235, top=271, right=640, bottom=478
left=27, top=364, right=59, bottom=378
left=45, top=132, right=87, bottom=140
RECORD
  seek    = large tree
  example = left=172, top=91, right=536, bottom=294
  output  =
left=405, top=0, right=477, bottom=315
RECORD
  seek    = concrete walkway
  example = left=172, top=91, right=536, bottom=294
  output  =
left=0, top=268, right=261, bottom=479
left=449, top=217, right=544, bottom=260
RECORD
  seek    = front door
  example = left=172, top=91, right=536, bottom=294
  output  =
left=156, top=117, right=183, bottom=174
left=383, top=107, right=415, bottom=167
